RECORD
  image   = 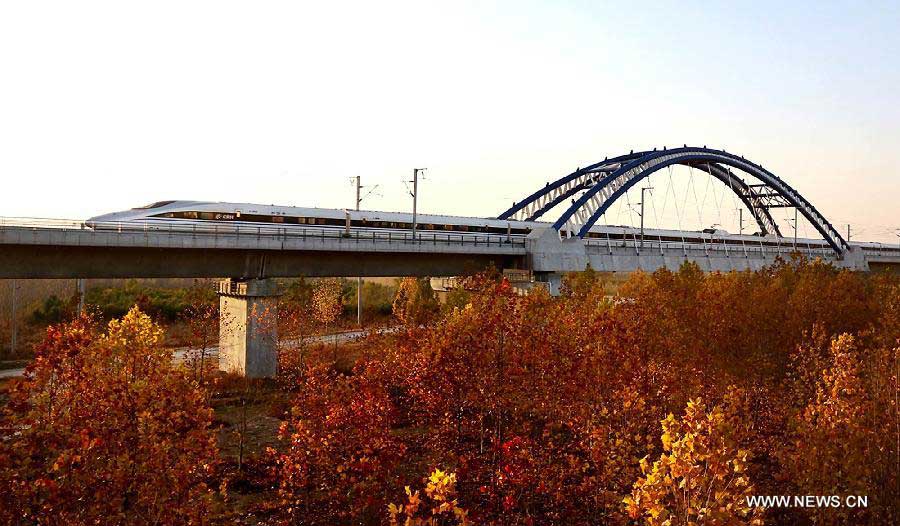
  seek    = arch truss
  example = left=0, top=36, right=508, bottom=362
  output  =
left=498, top=147, right=849, bottom=255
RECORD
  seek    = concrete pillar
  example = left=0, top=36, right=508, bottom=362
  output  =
left=217, top=278, right=280, bottom=378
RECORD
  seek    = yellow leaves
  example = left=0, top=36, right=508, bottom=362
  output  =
left=428, top=468, right=449, bottom=485
left=389, top=469, right=469, bottom=526
left=661, top=430, right=673, bottom=451
left=626, top=397, right=761, bottom=526
left=639, top=456, right=651, bottom=475
left=104, top=306, right=164, bottom=350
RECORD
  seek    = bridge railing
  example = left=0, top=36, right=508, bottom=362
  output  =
left=0, top=217, right=528, bottom=249
left=858, top=244, right=900, bottom=257
left=583, top=236, right=838, bottom=259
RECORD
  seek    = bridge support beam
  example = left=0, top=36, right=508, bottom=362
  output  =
left=218, top=278, right=280, bottom=378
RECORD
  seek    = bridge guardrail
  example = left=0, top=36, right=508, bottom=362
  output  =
left=0, top=217, right=528, bottom=250
left=583, top=237, right=900, bottom=259
left=1, top=217, right=895, bottom=258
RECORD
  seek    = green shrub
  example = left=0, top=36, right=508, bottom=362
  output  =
left=85, top=280, right=215, bottom=321
left=28, top=295, right=70, bottom=325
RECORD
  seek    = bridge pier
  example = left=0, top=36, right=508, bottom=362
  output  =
left=217, top=278, right=280, bottom=378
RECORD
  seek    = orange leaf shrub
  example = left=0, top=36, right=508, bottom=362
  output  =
left=0, top=307, right=217, bottom=525
left=272, top=360, right=405, bottom=524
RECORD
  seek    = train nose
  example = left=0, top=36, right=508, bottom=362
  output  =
left=85, top=211, right=139, bottom=225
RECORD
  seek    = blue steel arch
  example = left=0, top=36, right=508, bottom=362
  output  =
left=499, top=147, right=848, bottom=255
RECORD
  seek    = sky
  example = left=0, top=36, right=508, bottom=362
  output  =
left=0, top=1, right=898, bottom=243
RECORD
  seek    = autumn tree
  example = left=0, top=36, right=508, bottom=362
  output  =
left=0, top=307, right=218, bottom=525
left=388, top=469, right=471, bottom=526
left=312, top=278, right=343, bottom=329
left=561, top=263, right=608, bottom=300
left=272, top=361, right=405, bottom=524
left=180, top=284, right=218, bottom=384
left=782, top=334, right=893, bottom=525
left=392, top=277, right=439, bottom=326
left=625, top=397, right=763, bottom=526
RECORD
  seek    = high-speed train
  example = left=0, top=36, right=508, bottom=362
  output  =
left=85, top=200, right=536, bottom=237
left=85, top=199, right=892, bottom=254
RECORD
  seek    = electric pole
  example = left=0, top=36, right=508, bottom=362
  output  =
left=736, top=208, right=743, bottom=236
left=355, top=176, right=362, bottom=326
left=409, top=168, right=426, bottom=237
left=793, top=208, right=798, bottom=249
left=639, top=186, right=653, bottom=249
left=351, top=176, right=379, bottom=326
left=76, top=278, right=86, bottom=315
left=847, top=224, right=851, bottom=243
left=10, top=280, right=17, bottom=357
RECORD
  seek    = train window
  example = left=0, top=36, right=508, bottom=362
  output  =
left=183, top=211, right=198, bottom=219
left=298, top=218, right=307, bottom=224
left=133, top=200, right=176, bottom=210
left=272, top=216, right=284, bottom=223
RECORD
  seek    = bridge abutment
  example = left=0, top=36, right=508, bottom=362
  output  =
left=218, top=278, right=280, bottom=378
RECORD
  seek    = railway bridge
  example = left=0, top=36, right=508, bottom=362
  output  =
left=2, top=147, right=897, bottom=377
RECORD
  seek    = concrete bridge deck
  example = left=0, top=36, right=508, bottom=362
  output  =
left=0, top=218, right=526, bottom=279
left=0, top=217, right=897, bottom=280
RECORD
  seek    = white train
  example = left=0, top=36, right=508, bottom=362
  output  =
left=86, top=199, right=897, bottom=254
left=86, top=200, right=535, bottom=237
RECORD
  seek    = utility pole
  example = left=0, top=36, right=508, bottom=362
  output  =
left=409, top=168, right=426, bottom=237
left=351, top=176, right=379, bottom=326
left=736, top=208, right=743, bottom=236
left=354, top=176, right=361, bottom=326
left=793, top=208, right=798, bottom=250
left=10, top=280, right=17, bottom=357
left=846, top=224, right=851, bottom=243
left=639, top=186, right=653, bottom=249
left=76, top=278, right=86, bottom=315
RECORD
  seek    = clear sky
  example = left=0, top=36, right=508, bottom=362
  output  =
left=1, top=1, right=897, bottom=242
